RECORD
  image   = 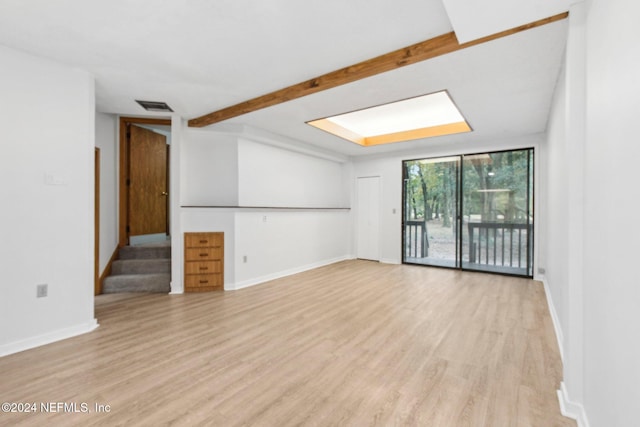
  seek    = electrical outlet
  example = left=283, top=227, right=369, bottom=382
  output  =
left=538, top=267, right=546, bottom=274
left=262, top=215, right=267, bottom=223
left=37, top=283, right=48, bottom=298
left=243, top=255, right=247, bottom=263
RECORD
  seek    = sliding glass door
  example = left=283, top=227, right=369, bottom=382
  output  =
left=402, top=148, right=534, bottom=277
left=403, top=156, right=460, bottom=268
left=461, top=149, right=534, bottom=276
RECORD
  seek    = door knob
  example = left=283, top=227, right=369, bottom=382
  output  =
left=161, top=192, right=169, bottom=196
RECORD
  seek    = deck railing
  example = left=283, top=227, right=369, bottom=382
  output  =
left=467, top=222, right=532, bottom=270
left=405, top=220, right=428, bottom=258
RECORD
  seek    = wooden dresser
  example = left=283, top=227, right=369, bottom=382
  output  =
left=184, top=232, right=224, bottom=292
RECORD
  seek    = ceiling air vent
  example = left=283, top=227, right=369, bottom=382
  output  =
left=135, top=100, right=174, bottom=112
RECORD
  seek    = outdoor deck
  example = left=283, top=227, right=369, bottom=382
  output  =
left=405, top=257, right=529, bottom=276
left=405, top=219, right=533, bottom=277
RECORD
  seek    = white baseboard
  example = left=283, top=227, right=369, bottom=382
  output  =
left=539, top=277, right=590, bottom=426
left=558, top=382, right=590, bottom=427
left=230, top=255, right=351, bottom=291
left=169, top=280, right=184, bottom=294
left=380, top=258, right=401, bottom=265
left=539, top=275, right=564, bottom=362
left=0, top=319, right=99, bottom=357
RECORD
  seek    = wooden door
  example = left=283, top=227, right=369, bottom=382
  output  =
left=356, top=176, right=380, bottom=261
left=128, top=124, right=168, bottom=237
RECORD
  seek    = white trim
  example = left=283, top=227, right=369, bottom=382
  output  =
left=169, top=115, right=184, bottom=297
left=540, top=277, right=590, bottom=426
left=539, top=274, right=564, bottom=362
left=0, top=319, right=99, bottom=357
left=558, top=382, right=590, bottom=427
left=380, top=258, right=401, bottom=264
left=228, top=255, right=350, bottom=291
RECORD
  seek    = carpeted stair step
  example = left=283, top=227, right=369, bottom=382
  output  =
left=119, top=245, right=171, bottom=260
left=102, top=273, right=171, bottom=293
left=111, top=258, right=171, bottom=275
left=101, top=242, right=172, bottom=294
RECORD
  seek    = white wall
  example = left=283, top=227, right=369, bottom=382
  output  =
left=178, top=128, right=352, bottom=291
left=95, top=112, right=118, bottom=273
left=352, top=134, right=545, bottom=265
left=234, top=210, right=351, bottom=288
left=170, top=116, right=184, bottom=293
left=0, top=45, right=97, bottom=355
left=583, top=0, right=640, bottom=425
left=238, top=138, right=347, bottom=208
left=181, top=129, right=238, bottom=206
left=542, top=64, right=569, bottom=348
left=544, top=1, right=640, bottom=425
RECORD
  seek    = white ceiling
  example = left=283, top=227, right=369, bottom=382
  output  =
left=442, top=0, right=569, bottom=43
left=0, top=0, right=569, bottom=157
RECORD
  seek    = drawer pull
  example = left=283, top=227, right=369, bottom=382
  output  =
left=199, top=266, right=208, bottom=270
left=199, top=280, right=208, bottom=284
left=199, top=253, right=208, bottom=257
left=199, top=240, right=208, bottom=244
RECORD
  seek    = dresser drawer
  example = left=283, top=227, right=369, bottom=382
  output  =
left=185, top=233, right=223, bottom=248
left=184, top=260, right=222, bottom=275
left=185, top=247, right=223, bottom=261
left=184, top=232, right=224, bottom=292
left=184, top=274, right=222, bottom=288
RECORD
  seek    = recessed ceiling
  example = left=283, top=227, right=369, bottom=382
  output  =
left=0, top=0, right=569, bottom=157
left=220, top=19, right=567, bottom=156
left=307, top=91, right=471, bottom=146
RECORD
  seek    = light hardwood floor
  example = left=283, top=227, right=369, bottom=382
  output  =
left=0, top=261, right=575, bottom=426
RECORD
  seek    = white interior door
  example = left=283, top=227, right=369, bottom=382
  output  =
left=357, top=176, right=380, bottom=261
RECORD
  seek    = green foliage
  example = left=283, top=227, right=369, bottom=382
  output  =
left=405, top=149, right=533, bottom=225
left=404, top=158, right=457, bottom=226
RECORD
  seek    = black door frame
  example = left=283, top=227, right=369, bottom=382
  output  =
left=401, top=147, right=535, bottom=278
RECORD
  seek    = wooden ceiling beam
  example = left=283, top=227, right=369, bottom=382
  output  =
left=188, top=12, right=568, bottom=128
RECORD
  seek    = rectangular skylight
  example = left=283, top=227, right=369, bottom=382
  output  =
left=307, top=90, right=471, bottom=146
